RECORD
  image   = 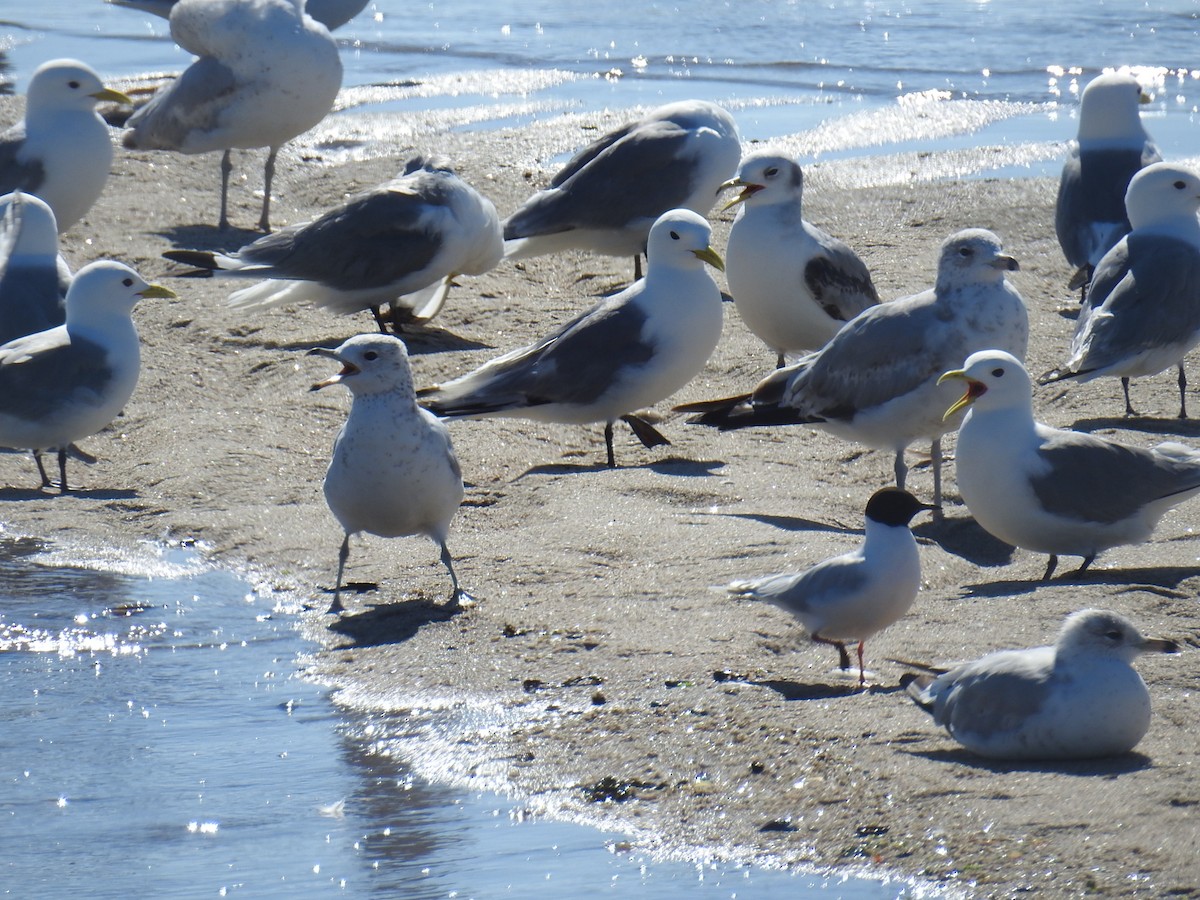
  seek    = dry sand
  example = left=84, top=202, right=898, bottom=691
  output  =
left=3, top=96, right=1199, bottom=896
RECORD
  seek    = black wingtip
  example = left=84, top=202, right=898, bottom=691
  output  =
left=163, top=249, right=220, bottom=273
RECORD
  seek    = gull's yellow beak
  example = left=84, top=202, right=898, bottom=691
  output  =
left=137, top=283, right=176, bottom=300
left=718, top=177, right=761, bottom=213
left=692, top=245, right=725, bottom=272
left=937, top=368, right=985, bottom=421
left=92, top=87, right=134, bottom=105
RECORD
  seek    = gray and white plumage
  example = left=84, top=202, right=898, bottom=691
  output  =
left=727, top=488, right=931, bottom=686
left=0, top=260, right=173, bottom=491
left=680, top=229, right=1029, bottom=506
left=421, top=209, right=726, bottom=467
left=108, top=0, right=369, bottom=30
left=1055, top=72, right=1161, bottom=294
left=1042, top=162, right=1200, bottom=419
left=721, top=153, right=878, bottom=367
left=502, top=100, right=741, bottom=273
left=164, top=155, right=502, bottom=329
left=122, top=0, right=344, bottom=231
left=0, top=192, right=70, bottom=346
left=0, top=59, right=132, bottom=233
left=905, top=608, right=1177, bottom=760
left=943, top=350, right=1200, bottom=579
left=310, top=334, right=468, bottom=612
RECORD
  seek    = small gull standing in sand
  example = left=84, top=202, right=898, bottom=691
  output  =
left=0, top=260, right=174, bottom=491
left=721, top=152, right=878, bottom=367
left=726, top=488, right=932, bottom=687
left=108, top=0, right=369, bottom=30
left=310, top=334, right=468, bottom=613
left=0, top=59, right=132, bottom=233
left=904, top=608, right=1177, bottom=760
left=164, top=155, right=503, bottom=331
left=122, top=0, right=343, bottom=231
left=1055, top=71, right=1161, bottom=298
left=1041, top=162, right=1200, bottom=419
left=420, top=209, right=725, bottom=467
left=942, top=349, right=1200, bottom=578
left=0, top=192, right=69, bottom=346
left=503, top=100, right=741, bottom=278
left=679, top=229, right=1028, bottom=507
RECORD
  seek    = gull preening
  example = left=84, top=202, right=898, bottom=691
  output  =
left=0, top=59, right=132, bottom=232
left=905, top=608, right=1177, bottom=760
left=502, top=100, right=741, bottom=277
left=0, top=260, right=174, bottom=491
left=680, top=229, right=1029, bottom=507
left=310, top=334, right=469, bottom=612
left=122, top=0, right=344, bottom=231
left=1041, top=162, right=1200, bottom=419
left=421, top=209, right=726, bottom=467
left=943, top=349, right=1200, bottom=578
left=165, top=155, right=503, bottom=330
left=721, top=152, right=879, bottom=367
left=727, top=488, right=932, bottom=686
left=1055, top=71, right=1161, bottom=298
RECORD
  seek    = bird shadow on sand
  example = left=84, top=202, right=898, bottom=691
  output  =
left=748, top=677, right=904, bottom=701
left=901, top=746, right=1153, bottom=776
left=156, top=223, right=265, bottom=252
left=0, top=486, right=138, bottom=502
left=255, top=327, right=492, bottom=356
left=912, top=513, right=1016, bottom=568
left=514, top=456, right=725, bottom=480
left=717, top=511, right=852, bottom=535
left=1068, top=415, right=1200, bottom=438
left=961, top=564, right=1200, bottom=599
left=325, top=594, right=463, bottom=648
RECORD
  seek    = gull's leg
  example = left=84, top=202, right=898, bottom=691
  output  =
left=856, top=641, right=867, bottom=687
left=329, top=534, right=350, bottom=614
left=258, top=147, right=279, bottom=232
left=57, top=448, right=69, bottom=494
left=33, top=450, right=52, bottom=489
left=1042, top=554, right=1059, bottom=581
left=893, top=449, right=907, bottom=490
left=930, top=437, right=943, bottom=515
left=439, top=540, right=470, bottom=607
left=812, top=633, right=851, bottom=671
left=219, top=149, right=233, bottom=230
left=604, top=421, right=617, bottom=468
left=1121, top=377, right=1138, bottom=417
left=1178, top=363, right=1188, bottom=419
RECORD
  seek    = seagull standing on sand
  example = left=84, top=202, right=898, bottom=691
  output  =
left=904, top=608, right=1177, bottom=760
left=164, top=155, right=502, bottom=331
left=721, top=152, right=878, bottom=367
left=942, top=350, right=1200, bottom=579
left=0, top=260, right=174, bottom=491
left=420, top=209, right=726, bottom=467
left=0, top=59, right=132, bottom=232
left=727, top=488, right=932, bottom=686
left=0, top=192, right=69, bottom=346
left=679, top=229, right=1028, bottom=507
left=310, top=334, right=469, bottom=613
left=1056, top=71, right=1161, bottom=298
left=1041, top=162, right=1200, bottom=419
left=122, top=0, right=344, bottom=232
left=502, top=100, right=741, bottom=278
left=108, top=0, right=369, bottom=30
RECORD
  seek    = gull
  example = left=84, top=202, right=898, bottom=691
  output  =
left=163, top=155, right=502, bottom=331
left=942, top=349, right=1200, bottom=579
left=0, top=59, right=132, bottom=232
left=107, top=0, right=370, bottom=30
left=726, top=488, right=932, bottom=686
left=420, top=209, right=725, bottom=467
left=502, top=100, right=741, bottom=278
left=0, top=260, right=174, bottom=491
left=0, top=191, right=69, bottom=346
left=678, top=229, right=1028, bottom=507
left=122, top=0, right=344, bottom=232
left=904, top=608, right=1178, bottom=760
left=1055, top=71, right=1161, bottom=298
left=721, top=152, right=879, bottom=367
left=1041, top=162, right=1200, bottom=419
left=310, top=334, right=468, bottom=613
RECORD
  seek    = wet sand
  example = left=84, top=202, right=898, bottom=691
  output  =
left=3, top=95, right=1199, bottom=896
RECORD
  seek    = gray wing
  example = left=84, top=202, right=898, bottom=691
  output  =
left=0, top=124, right=45, bottom=196
left=0, top=198, right=67, bottom=344
left=124, top=57, right=240, bottom=151
left=736, top=555, right=869, bottom=620
left=935, top=647, right=1055, bottom=734
left=1055, top=143, right=1160, bottom=269
left=421, top=293, right=653, bottom=414
left=230, top=181, right=448, bottom=290
left=0, top=332, right=113, bottom=423
left=803, top=226, right=880, bottom=320
left=1031, top=427, right=1200, bottom=524
left=1070, top=234, right=1200, bottom=372
left=503, top=119, right=702, bottom=238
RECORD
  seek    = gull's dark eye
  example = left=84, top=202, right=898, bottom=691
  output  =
left=669, top=231, right=680, bottom=240
left=765, top=166, right=779, bottom=177
left=1105, top=629, right=1123, bottom=641
left=1174, top=180, right=1187, bottom=190
left=68, top=80, right=80, bottom=89
left=122, top=277, right=133, bottom=287
left=363, top=351, right=379, bottom=361
left=992, top=368, right=1004, bottom=378
left=958, top=247, right=972, bottom=257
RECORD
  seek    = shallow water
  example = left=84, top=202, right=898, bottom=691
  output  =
left=0, top=538, right=918, bottom=897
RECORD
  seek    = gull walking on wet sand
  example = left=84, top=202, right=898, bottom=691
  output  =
left=0, top=59, right=132, bottom=233
left=122, top=0, right=343, bottom=231
left=727, top=488, right=932, bottom=687
left=943, top=350, right=1200, bottom=579
left=310, top=334, right=468, bottom=613
left=0, top=261, right=174, bottom=491
left=904, top=608, right=1177, bottom=760
left=421, top=209, right=726, bottom=467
